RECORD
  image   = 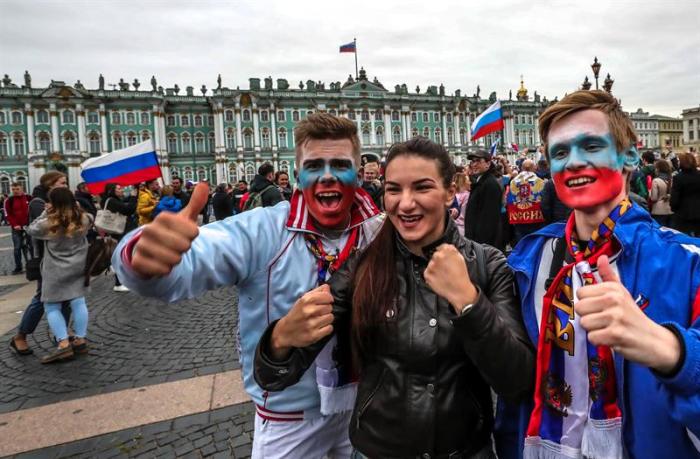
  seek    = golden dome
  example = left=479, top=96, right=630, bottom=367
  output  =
left=517, top=75, right=528, bottom=99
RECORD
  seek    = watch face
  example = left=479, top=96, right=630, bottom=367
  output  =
left=460, top=303, right=475, bottom=315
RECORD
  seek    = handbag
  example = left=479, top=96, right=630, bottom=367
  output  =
left=25, top=257, right=41, bottom=281
left=94, top=198, right=127, bottom=235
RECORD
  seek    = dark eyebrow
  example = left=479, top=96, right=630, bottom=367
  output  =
left=329, top=158, right=353, bottom=168
left=549, top=134, right=609, bottom=153
left=302, top=158, right=324, bottom=167
left=413, top=178, right=437, bottom=186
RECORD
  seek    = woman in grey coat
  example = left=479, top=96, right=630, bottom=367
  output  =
left=27, top=187, right=93, bottom=363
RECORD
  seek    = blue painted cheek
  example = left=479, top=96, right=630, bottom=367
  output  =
left=334, top=166, right=358, bottom=186
left=298, top=165, right=357, bottom=188
left=550, top=146, right=623, bottom=173
left=298, top=169, right=321, bottom=189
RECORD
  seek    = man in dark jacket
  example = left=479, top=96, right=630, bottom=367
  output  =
left=75, top=182, right=97, bottom=216
left=540, top=178, right=572, bottom=224
left=171, top=177, right=190, bottom=207
left=464, top=149, right=504, bottom=250
left=248, top=163, right=283, bottom=208
left=670, top=152, right=700, bottom=236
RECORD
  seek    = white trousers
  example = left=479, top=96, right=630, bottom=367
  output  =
left=251, top=411, right=352, bottom=459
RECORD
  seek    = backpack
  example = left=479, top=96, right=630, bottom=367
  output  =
left=84, top=235, right=118, bottom=286
left=242, top=185, right=276, bottom=211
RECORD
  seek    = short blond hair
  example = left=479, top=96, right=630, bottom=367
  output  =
left=539, top=90, right=637, bottom=159
left=294, top=113, right=361, bottom=168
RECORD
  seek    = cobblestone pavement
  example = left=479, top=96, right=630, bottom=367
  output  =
left=0, top=274, right=240, bottom=414
left=8, top=403, right=255, bottom=459
left=0, top=226, right=22, bottom=276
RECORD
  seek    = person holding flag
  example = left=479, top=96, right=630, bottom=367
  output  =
left=504, top=90, right=700, bottom=459
left=112, top=113, right=382, bottom=459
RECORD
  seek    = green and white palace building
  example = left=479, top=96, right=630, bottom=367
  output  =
left=0, top=69, right=550, bottom=193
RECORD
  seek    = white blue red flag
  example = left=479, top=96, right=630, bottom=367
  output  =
left=339, top=41, right=356, bottom=53
left=80, top=140, right=161, bottom=194
left=511, top=143, right=519, bottom=153
left=490, top=138, right=500, bottom=156
left=471, top=101, right=504, bottom=141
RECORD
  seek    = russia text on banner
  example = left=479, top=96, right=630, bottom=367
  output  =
left=339, top=41, right=356, bottom=53
left=470, top=101, right=504, bottom=141
left=80, top=140, right=161, bottom=194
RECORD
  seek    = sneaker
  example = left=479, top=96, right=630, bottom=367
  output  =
left=113, top=285, right=129, bottom=292
left=41, top=345, right=74, bottom=364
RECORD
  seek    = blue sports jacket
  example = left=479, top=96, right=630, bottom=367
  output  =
left=503, top=203, right=700, bottom=459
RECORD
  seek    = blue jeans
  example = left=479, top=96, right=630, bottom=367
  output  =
left=45, top=297, right=88, bottom=341
left=18, top=279, right=70, bottom=335
left=11, top=229, right=24, bottom=271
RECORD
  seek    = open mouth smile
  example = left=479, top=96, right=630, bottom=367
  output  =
left=565, top=176, right=596, bottom=187
left=315, top=191, right=343, bottom=209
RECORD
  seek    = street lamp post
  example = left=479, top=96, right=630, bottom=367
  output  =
left=591, top=57, right=602, bottom=90
left=603, top=73, right=615, bottom=94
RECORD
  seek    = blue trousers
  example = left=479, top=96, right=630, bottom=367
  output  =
left=45, top=297, right=88, bottom=341
left=18, top=279, right=70, bottom=335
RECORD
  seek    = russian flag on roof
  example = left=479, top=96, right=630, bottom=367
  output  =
left=80, top=140, right=161, bottom=194
left=470, top=101, right=504, bottom=141
left=339, top=41, right=356, bottom=53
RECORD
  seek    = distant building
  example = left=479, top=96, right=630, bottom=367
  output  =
left=0, top=70, right=550, bottom=193
left=682, top=106, right=700, bottom=152
left=628, top=108, right=684, bottom=150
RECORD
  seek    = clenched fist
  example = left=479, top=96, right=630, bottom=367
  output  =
left=131, top=183, right=209, bottom=277
left=424, top=244, right=479, bottom=314
left=577, top=255, right=681, bottom=374
left=269, top=284, right=335, bottom=360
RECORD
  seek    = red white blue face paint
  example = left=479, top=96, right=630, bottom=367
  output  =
left=547, top=110, right=639, bottom=210
left=299, top=158, right=357, bottom=229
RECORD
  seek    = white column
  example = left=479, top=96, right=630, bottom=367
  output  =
left=402, top=112, right=409, bottom=141
left=509, top=117, right=516, bottom=147
left=534, top=114, right=540, bottom=145
left=235, top=106, right=243, bottom=152
left=25, top=103, right=35, bottom=154
left=50, top=103, right=60, bottom=153
left=370, top=116, right=376, bottom=145
left=355, top=111, right=362, bottom=146
left=270, top=103, right=278, bottom=151
left=152, top=106, right=161, bottom=152
left=441, top=110, right=448, bottom=146
left=383, top=109, right=391, bottom=147
left=99, top=104, right=109, bottom=152
left=453, top=112, right=461, bottom=147
left=252, top=105, right=261, bottom=151
left=160, top=112, right=171, bottom=182
left=77, top=104, right=87, bottom=155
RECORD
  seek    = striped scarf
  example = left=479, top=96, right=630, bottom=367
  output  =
left=525, top=199, right=631, bottom=459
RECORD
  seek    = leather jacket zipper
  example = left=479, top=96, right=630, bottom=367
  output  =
left=356, top=367, right=387, bottom=429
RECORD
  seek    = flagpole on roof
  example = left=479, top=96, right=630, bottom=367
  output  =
left=354, top=38, right=358, bottom=80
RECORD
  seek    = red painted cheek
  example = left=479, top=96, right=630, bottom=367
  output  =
left=554, top=168, right=624, bottom=210
left=303, top=185, right=356, bottom=229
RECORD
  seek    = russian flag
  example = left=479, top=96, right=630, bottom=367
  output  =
left=490, top=138, right=500, bottom=156
left=339, top=41, right=356, bottom=53
left=511, top=143, right=519, bottom=153
left=80, top=140, right=161, bottom=194
left=471, top=101, right=504, bottom=142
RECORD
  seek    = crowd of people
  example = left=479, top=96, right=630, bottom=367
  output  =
left=3, top=90, right=700, bottom=458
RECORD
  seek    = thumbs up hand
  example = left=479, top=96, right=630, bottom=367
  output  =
left=131, top=183, right=209, bottom=277
left=577, top=255, right=681, bottom=373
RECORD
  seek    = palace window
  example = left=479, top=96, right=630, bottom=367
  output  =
left=348, top=111, right=356, bottom=120
left=228, top=164, right=238, bottom=183
left=37, top=110, right=49, bottom=124
left=182, top=134, right=191, bottom=153
left=167, top=115, right=176, bottom=126
left=422, top=112, right=429, bottom=123
left=459, top=113, right=465, bottom=123
left=64, top=132, right=77, bottom=151
left=13, top=133, right=25, bottom=155
left=446, top=114, right=452, bottom=123
left=194, top=115, right=203, bottom=127
left=0, top=111, right=5, bottom=125
left=168, top=133, right=178, bottom=154
left=14, top=173, right=27, bottom=192
left=0, top=134, right=7, bottom=155
left=226, top=128, right=236, bottom=149
left=361, top=111, right=369, bottom=121
left=141, top=130, right=150, bottom=142
left=245, top=163, right=255, bottom=183
left=195, top=133, right=205, bottom=153
left=38, top=132, right=51, bottom=151
left=197, top=167, right=207, bottom=181
left=126, top=112, right=136, bottom=125
left=423, top=127, right=430, bottom=138
left=88, top=111, right=99, bottom=124
left=183, top=167, right=194, bottom=182
left=181, top=114, right=190, bottom=127
left=277, top=110, right=286, bottom=122
left=374, top=110, right=382, bottom=121
left=111, top=112, right=121, bottom=125
left=12, top=111, right=22, bottom=125
left=89, top=132, right=100, bottom=153
left=435, top=128, right=442, bottom=144
left=307, top=110, right=313, bottom=117
left=243, top=131, right=253, bottom=150
left=62, top=110, right=75, bottom=124
left=392, top=127, right=401, bottom=143
left=141, top=112, right=150, bottom=125
left=375, top=127, right=385, bottom=145
left=329, top=109, right=337, bottom=116
left=412, top=128, right=418, bottom=138
left=278, top=128, right=288, bottom=149
left=126, top=131, right=137, bottom=146
left=0, top=176, right=9, bottom=194
left=434, top=113, right=441, bottom=123
left=260, top=110, right=269, bottom=122
left=208, top=115, right=214, bottom=126
left=461, top=128, right=468, bottom=144
left=279, top=160, right=290, bottom=175
left=113, top=132, right=123, bottom=150
left=292, top=111, right=300, bottom=122
left=242, top=110, right=251, bottom=122
left=391, top=111, right=399, bottom=121
left=362, top=128, right=370, bottom=145
left=411, top=112, right=417, bottom=122
left=447, top=127, right=454, bottom=145
left=225, top=110, right=234, bottom=122
left=208, top=132, right=215, bottom=152
left=262, top=129, right=271, bottom=149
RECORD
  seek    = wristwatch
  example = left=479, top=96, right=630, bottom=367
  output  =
left=459, top=302, right=476, bottom=316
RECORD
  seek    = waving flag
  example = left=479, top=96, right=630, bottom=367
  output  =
left=511, top=143, right=519, bottom=153
left=471, top=101, right=504, bottom=141
left=490, top=138, right=500, bottom=156
left=80, top=140, right=161, bottom=194
left=339, top=41, right=356, bottom=53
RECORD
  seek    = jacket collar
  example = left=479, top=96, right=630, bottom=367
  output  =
left=285, top=188, right=379, bottom=235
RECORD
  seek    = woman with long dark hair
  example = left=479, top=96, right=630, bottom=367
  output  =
left=27, top=187, right=93, bottom=363
left=101, top=183, right=137, bottom=292
left=255, top=137, right=534, bottom=458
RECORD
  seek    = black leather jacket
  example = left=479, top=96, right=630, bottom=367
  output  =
left=255, top=218, right=534, bottom=459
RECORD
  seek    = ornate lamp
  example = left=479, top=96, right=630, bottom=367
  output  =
left=591, top=57, right=601, bottom=90
left=581, top=76, right=592, bottom=90
left=603, top=73, right=614, bottom=93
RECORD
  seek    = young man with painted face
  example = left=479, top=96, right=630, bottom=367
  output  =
left=505, top=90, right=700, bottom=459
left=111, top=113, right=381, bottom=459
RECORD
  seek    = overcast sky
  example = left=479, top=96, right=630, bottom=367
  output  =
left=1, top=0, right=698, bottom=116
